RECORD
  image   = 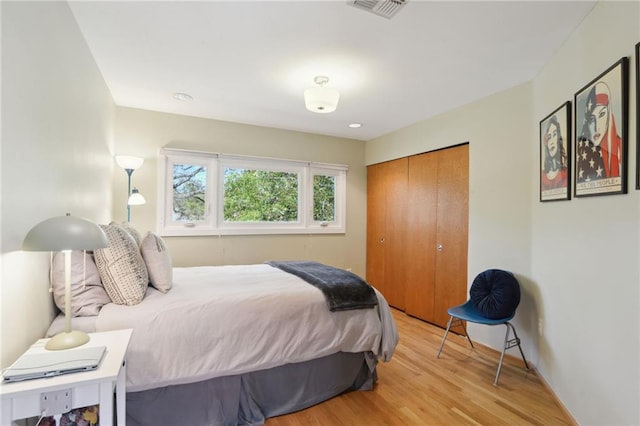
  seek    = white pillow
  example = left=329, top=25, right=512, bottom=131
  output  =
left=51, top=251, right=111, bottom=317
left=140, top=232, right=173, bottom=293
left=94, top=224, right=149, bottom=305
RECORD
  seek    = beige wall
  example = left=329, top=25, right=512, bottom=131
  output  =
left=113, top=107, right=367, bottom=275
left=1, top=2, right=115, bottom=367
left=367, top=2, right=639, bottom=424
left=2, top=1, right=638, bottom=423
left=530, top=2, right=639, bottom=424
left=368, top=82, right=535, bottom=353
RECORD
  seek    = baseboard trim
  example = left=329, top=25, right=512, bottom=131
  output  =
left=532, top=366, right=579, bottom=426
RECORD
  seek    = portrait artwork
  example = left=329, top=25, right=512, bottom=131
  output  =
left=574, top=57, right=629, bottom=197
left=636, top=42, right=640, bottom=189
left=540, top=102, right=571, bottom=201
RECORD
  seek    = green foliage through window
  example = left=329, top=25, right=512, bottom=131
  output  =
left=313, top=175, right=335, bottom=221
left=224, top=168, right=298, bottom=222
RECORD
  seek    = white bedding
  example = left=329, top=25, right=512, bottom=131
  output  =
left=94, top=264, right=397, bottom=392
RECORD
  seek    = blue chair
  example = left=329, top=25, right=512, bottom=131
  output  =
left=436, top=269, right=529, bottom=385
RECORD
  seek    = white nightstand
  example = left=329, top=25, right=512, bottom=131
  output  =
left=0, top=329, right=132, bottom=425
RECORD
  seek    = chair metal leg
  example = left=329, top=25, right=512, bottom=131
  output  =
left=436, top=316, right=453, bottom=358
left=437, top=316, right=474, bottom=358
left=494, top=322, right=529, bottom=385
left=509, top=322, right=530, bottom=370
left=459, top=320, right=474, bottom=349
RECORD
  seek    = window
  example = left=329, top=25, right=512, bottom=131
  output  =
left=313, top=174, right=336, bottom=222
left=173, top=164, right=207, bottom=222
left=158, top=149, right=347, bottom=236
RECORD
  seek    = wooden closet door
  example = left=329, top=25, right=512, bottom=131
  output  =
left=405, top=153, right=438, bottom=320
left=432, top=144, right=469, bottom=328
left=366, top=163, right=386, bottom=296
left=383, top=158, right=408, bottom=310
left=366, top=158, right=408, bottom=310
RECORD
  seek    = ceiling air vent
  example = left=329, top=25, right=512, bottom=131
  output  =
left=349, top=0, right=407, bottom=19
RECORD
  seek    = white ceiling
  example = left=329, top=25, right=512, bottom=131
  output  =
left=69, top=1, right=596, bottom=141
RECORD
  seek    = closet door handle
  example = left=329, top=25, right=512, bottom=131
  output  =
left=380, top=237, right=385, bottom=244
left=436, top=243, right=443, bottom=252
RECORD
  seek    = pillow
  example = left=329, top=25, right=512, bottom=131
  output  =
left=51, top=251, right=111, bottom=317
left=469, top=269, right=521, bottom=320
left=94, top=224, right=149, bottom=305
left=110, top=221, right=142, bottom=246
left=140, top=232, right=173, bottom=293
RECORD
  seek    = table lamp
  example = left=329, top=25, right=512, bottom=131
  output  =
left=23, top=214, right=108, bottom=350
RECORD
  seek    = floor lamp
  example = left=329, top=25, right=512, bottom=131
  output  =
left=115, top=155, right=145, bottom=222
left=23, top=214, right=108, bottom=350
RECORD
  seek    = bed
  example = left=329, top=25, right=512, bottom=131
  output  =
left=46, top=249, right=398, bottom=425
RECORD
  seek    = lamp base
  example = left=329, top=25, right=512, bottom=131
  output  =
left=45, top=330, right=90, bottom=350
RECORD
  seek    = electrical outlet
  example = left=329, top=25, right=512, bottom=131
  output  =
left=41, top=389, right=72, bottom=415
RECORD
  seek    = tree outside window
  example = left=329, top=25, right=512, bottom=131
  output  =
left=313, top=175, right=335, bottom=222
left=172, top=164, right=206, bottom=221
left=224, top=168, right=298, bottom=222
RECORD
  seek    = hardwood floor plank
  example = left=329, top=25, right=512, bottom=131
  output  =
left=266, top=309, right=573, bottom=425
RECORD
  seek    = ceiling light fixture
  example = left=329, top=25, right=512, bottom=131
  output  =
left=349, top=123, right=362, bottom=128
left=304, top=76, right=340, bottom=114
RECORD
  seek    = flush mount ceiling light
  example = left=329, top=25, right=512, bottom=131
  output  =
left=304, top=76, right=340, bottom=114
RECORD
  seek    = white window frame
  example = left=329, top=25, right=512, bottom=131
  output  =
left=158, top=149, right=347, bottom=236
left=159, top=150, right=218, bottom=236
left=307, top=164, right=347, bottom=233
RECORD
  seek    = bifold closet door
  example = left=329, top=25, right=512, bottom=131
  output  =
left=366, top=158, right=408, bottom=310
left=405, top=153, right=438, bottom=321
left=432, top=144, right=469, bottom=328
left=404, top=144, right=468, bottom=328
left=366, top=163, right=387, bottom=297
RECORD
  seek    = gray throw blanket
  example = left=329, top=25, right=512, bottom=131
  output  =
left=267, top=261, right=378, bottom=312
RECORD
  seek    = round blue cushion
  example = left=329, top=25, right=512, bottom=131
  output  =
left=469, top=269, right=520, bottom=320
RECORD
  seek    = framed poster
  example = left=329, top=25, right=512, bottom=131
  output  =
left=636, top=42, right=640, bottom=190
left=574, top=57, right=629, bottom=197
left=540, top=101, right=571, bottom=201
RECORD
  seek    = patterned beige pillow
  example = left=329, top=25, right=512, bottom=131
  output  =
left=140, top=232, right=173, bottom=293
left=51, top=251, right=112, bottom=316
left=109, top=221, right=142, bottom=246
left=94, top=224, right=149, bottom=305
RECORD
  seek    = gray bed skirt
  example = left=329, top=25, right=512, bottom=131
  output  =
left=126, top=351, right=378, bottom=426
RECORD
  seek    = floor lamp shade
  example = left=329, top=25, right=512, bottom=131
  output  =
left=127, top=188, right=146, bottom=206
left=23, top=214, right=108, bottom=350
left=115, top=155, right=144, bottom=171
left=115, top=155, right=145, bottom=222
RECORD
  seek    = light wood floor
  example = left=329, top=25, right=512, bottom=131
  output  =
left=266, top=308, right=573, bottom=425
